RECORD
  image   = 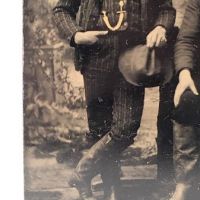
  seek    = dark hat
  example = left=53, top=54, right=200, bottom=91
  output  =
left=173, top=89, right=200, bottom=125
left=118, top=44, right=173, bottom=87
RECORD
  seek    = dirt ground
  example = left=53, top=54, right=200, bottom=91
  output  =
left=24, top=88, right=172, bottom=200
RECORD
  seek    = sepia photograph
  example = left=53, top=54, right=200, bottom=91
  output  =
left=23, top=0, right=200, bottom=200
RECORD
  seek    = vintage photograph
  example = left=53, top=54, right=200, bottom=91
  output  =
left=24, top=0, right=200, bottom=200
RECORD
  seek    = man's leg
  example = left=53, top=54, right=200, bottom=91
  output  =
left=171, top=89, right=200, bottom=200
left=73, top=58, right=115, bottom=199
left=83, top=70, right=114, bottom=146
left=82, top=64, right=120, bottom=199
left=81, top=36, right=119, bottom=146
left=74, top=75, right=145, bottom=200
left=157, top=81, right=176, bottom=182
left=170, top=123, right=199, bottom=200
left=70, top=37, right=122, bottom=199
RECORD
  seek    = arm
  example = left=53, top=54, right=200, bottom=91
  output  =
left=53, top=0, right=83, bottom=46
left=174, top=0, right=200, bottom=106
left=146, top=0, right=176, bottom=48
left=154, top=0, right=176, bottom=32
left=53, top=0, right=108, bottom=46
left=175, top=0, right=200, bottom=74
left=172, top=0, right=188, bottom=28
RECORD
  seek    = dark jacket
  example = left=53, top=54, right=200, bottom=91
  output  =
left=53, top=0, right=176, bottom=71
left=175, top=0, right=200, bottom=75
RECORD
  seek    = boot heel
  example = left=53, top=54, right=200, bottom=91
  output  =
left=68, top=171, right=96, bottom=200
left=68, top=171, right=80, bottom=187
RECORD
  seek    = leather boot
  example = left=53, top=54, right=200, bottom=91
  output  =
left=101, top=159, right=122, bottom=200
left=171, top=121, right=200, bottom=200
left=156, top=118, right=174, bottom=183
left=69, top=171, right=95, bottom=200
left=69, top=133, right=127, bottom=200
left=103, top=185, right=122, bottom=200
left=157, top=141, right=174, bottom=183
left=173, top=121, right=199, bottom=186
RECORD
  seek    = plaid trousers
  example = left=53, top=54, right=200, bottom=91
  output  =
left=81, top=34, right=176, bottom=175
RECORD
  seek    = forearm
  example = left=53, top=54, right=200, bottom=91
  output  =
left=155, top=0, right=176, bottom=32
left=175, top=39, right=197, bottom=73
left=175, top=0, right=200, bottom=74
left=53, top=0, right=83, bottom=46
left=172, top=0, right=188, bottom=28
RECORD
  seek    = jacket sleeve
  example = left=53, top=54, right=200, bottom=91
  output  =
left=172, top=0, right=188, bottom=28
left=154, top=0, right=176, bottom=32
left=53, top=0, right=84, bottom=47
left=175, top=0, right=200, bottom=74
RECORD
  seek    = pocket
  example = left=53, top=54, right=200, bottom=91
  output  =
left=81, top=37, right=107, bottom=56
left=82, top=42, right=102, bottom=56
left=74, top=43, right=101, bottom=69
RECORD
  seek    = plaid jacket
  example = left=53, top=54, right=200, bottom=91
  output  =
left=53, top=0, right=176, bottom=70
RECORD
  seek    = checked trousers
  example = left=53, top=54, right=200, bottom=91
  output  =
left=80, top=33, right=175, bottom=180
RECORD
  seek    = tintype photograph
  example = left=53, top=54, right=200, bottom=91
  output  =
left=24, top=0, right=200, bottom=200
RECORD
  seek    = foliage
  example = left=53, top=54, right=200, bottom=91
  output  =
left=24, top=0, right=85, bottom=144
left=23, top=1, right=157, bottom=161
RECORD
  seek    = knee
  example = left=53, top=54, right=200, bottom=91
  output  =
left=110, top=120, right=140, bottom=142
left=87, top=97, right=113, bottom=136
left=87, top=97, right=113, bottom=112
left=173, top=90, right=200, bottom=125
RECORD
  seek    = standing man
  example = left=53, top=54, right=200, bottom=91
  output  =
left=155, top=0, right=188, bottom=185
left=53, top=1, right=175, bottom=199
left=171, top=0, right=200, bottom=199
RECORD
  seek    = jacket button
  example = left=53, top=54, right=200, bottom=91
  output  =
left=123, top=22, right=128, bottom=27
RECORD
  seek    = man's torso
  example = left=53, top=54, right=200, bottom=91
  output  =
left=78, top=0, right=159, bottom=34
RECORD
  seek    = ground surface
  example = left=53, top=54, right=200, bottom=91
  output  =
left=25, top=88, right=171, bottom=200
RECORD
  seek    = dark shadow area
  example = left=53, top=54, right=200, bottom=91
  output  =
left=93, top=179, right=173, bottom=200
left=25, top=191, right=62, bottom=200
left=33, top=133, right=157, bottom=168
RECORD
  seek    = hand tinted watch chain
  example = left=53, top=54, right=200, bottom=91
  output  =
left=101, top=0, right=128, bottom=31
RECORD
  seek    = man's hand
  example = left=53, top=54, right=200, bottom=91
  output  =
left=174, top=69, right=199, bottom=107
left=146, top=26, right=167, bottom=48
left=74, top=31, right=108, bottom=45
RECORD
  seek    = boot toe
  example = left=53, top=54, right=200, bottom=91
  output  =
left=68, top=171, right=96, bottom=200
left=68, top=171, right=81, bottom=187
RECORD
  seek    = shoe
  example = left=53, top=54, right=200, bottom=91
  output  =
left=101, top=160, right=122, bottom=200
left=103, top=185, right=122, bottom=200
left=69, top=171, right=96, bottom=200
left=71, top=133, right=127, bottom=200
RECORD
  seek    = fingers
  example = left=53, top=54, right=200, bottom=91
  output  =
left=90, top=31, right=108, bottom=37
left=97, top=30, right=109, bottom=36
left=146, top=27, right=166, bottom=48
left=189, top=81, right=199, bottom=95
left=174, top=80, right=199, bottom=107
left=82, top=31, right=108, bottom=44
left=155, top=35, right=167, bottom=47
left=146, top=32, right=157, bottom=48
left=89, top=36, right=98, bottom=44
left=174, top=83, right=185, bottom=107
left=155, top=34, right=161, bottom=47
left=75, top=31, right=108, bottom=45
left=81, top=35, right=97, bottom=45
